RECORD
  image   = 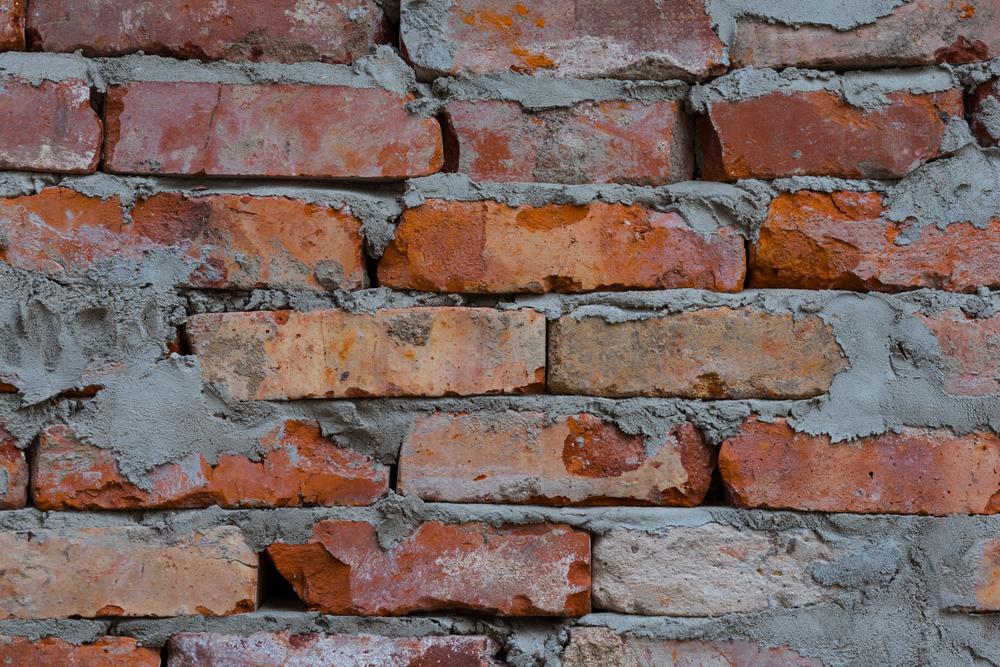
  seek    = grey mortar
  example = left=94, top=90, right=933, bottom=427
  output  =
left=398, top=0, right=458, bottom=81
left=690, top=65, right=957, bottom=113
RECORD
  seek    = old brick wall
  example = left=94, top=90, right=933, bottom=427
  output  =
left=1, top=0, right=1000, bottom=665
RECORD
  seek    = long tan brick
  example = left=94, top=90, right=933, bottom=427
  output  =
left=268, top=520, right=590, bottom=616
left=0, top=636, right=161, bottom=667
left=378, top=200, right=745, bottom=293
left=398, top=412, right=715, bottom=506
left=0, top=526, right=257, bottom=619
left=186, top=308, right=546, bottom=400
left=548, top=308, right=848, bottom=399
left=720, top=417, right=1000, bottom=515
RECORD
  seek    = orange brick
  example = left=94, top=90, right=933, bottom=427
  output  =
left=548, top=308, right=847, bottom=399
left=970, top=537, right=1000, bottom=611
left=27, top=0, right=389, bottom=63
left=33, top=421, right=388, bottom=510
left=0, top=526, right=257, bottom=619
left=268, top=520, right=590, bottom=616
left=749, top=191, right=1000, bottom=292
left=0, top=637, right=160, bottom=667
left=700, top=89, right=963, bottom=181
left=0, top=422, right=26, bottom=510
left=398, top=412, right=714, bottom=506
left=918, top=308, right=1000, bottom=397
left=0, top=0, right=23, bottom=51
left=379, top=200, right=745, bottom=293
left=104, top=82, right=442, bottom=179
left=186, top=308, right=546, bottom=400
left=720, top=417, right=1000, bottom=515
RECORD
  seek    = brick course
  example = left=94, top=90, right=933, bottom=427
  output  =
left=0, top=637, right=161, bottom=667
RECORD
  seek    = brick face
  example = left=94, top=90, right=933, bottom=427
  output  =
left=186, top=308, right=546, bottom=400
left=0, top=0, right=23, bottom=51
left=27, top=0, right=389, bottom=63
left=0, top=637, right=161, bottom=667
left=103, top=82, right=443, bottom=179
left=970, top=77, right=1000, bottom=147
left=920, top=309, right=1000, bottom=397
left=400, top=0, right=726, bottom=80
left=268, top=520, right=590, bottom=616
left=0, top=526, right=256, bottom=619
left=0, top=422, right=26, bottom=510
left=720, top=417, right=1000, bottom=515
left=700, top=89, right=963, bottom=181
left=398, top=412, right=715, bottom=506
left=548, top=308, right=848, bottom=399
left=379, top=200, right=746, bottom=293
left=446, top=99, right=694, bottom=185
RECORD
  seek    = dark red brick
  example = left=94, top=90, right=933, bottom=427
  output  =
left=0, top=422, right=26, bottom=510
left=970, top=76, right=1000, bottom=146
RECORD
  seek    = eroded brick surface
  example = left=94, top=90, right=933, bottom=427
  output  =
left=446, top=99, right=693, bottom=185
left=0, top=0, right=23, bottom=51
left=379, top=200, right=745, bottom=293
left=731, top=0, right=1000, bottom=70
left=27, top=0, right=389, bottom=63
left=0, top=422, right=26, bottom=509
left=33, top=421, right=388, bottom=510
left=268, top=520, right=590, bottom=616
left=920, top=308, right=1000, bottom=397
left=167, top=632, right=503, bottom=666
left=398, top=412, right=715, bottom=506
left=0, top=77, right=101, bottom=173
left=0, top=526, right=257, bottom=619
left=0, top=636, right=161, bottom=667
left=104, top=82, right=443, bottom=178
left=970, top=538, right=1000, bottom=611
left=400, top=0, right=726, bottom=80
left=720, top=417, right=1000, bottom=515
left=548, top=308, right=848, bottom=399
left=0, top=189, right=366, bottom=290
left=700, top=89, right=963, bottom=180
left=186, top=308, right=546, bottom=400
left=592, top=525, right=844, bottom=616
left=749, top=191, right=1000, bottom=292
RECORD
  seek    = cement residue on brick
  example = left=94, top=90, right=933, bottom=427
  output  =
left=706, top=0, right=913, bottom=44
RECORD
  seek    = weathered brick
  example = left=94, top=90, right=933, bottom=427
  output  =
left=563, top=628, right=826, bottom=667
left=379, top=200, right=745, bottom=293
left=104, top=82, right=443, bottom=179
left=731, top=0, right=1000, bottom=70
left=0, top=189, right=366, bottom=290
left=27, top=0, right=388, bottom=63
left=592, top=525, right=843, bottom=616
left=920, top=308, right=1000, bottom=397
left=0, top=422, right=26, bottom=510
left=398, top=412, right=715, bottom=506
left=0, top=0, right=23, bottom=51
left=33, top=421, right=388, bottom=510
left=268, top=520, right=590, bottom=616
left=720, top=417, right=1000, bottom=515
left=970, top=77, right=1000, bottom=146
left=400, top=0, right=726, bottom=80
left=0, top=77, right=101, bottom=173
left=167, top=632, right=502, bottom=666
left=0, top=636, right=161, bottom=667
left=548, top=308, right=848, bottom=399
left=969, top=537, right=1000, bottom=611
left=700, top=89, right=963, bottom=181
left=749, top=191, right=1000, bottom=292
left=446, top=99, right=693, bottom=185
left=187, top=308, right=546, bottom=400
left=0, top=526, right=256, bottom=619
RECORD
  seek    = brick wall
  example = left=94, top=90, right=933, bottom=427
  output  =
left=1, top=1, right=1000, bottom=665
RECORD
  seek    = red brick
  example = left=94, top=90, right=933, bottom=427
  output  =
left=27, top=0, right=388, bottom=63
left=379, top=200, right=745, bottom=293
left=548, top=308, right=848, bottom=399
left=0, top=189, right=366, bottom=290
left=749, top=191, right=1000, bottom=292
left=0, top=636, right=160, bottom=667
left=700, top=89, right=964, bottom=181
left=731, top=0, right=1000, bottom=70
left=167, top=632, right=502, bottom=666
left=398, top=412, right=715, bottom=506
left=720, top=417, right=1000, bottom=515
left=0, top=77, right=101, bottom=173
left=970, top=77, right=1000, bottom=146
left=0, top=526, right=256, bottom=619
left=446, top=99, right=693, bottom=185
left=0, top=422, right=26, bottom=509
left=919, top=308, right=1000, bottom=397
left=970, top=537, right=1000, bottom=611
left=0, top=0, right=23, bottom=51
left=186, top=308, right=546, bottom=400
left=103, top=82, right=443, bottom=179
left=268, top=520, right=590, bottom=616
left=563, top=629, right=826, bottom=667
left=400, top=0, right=725, bottom=80
left=33, top=421, right=388, bottom=510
